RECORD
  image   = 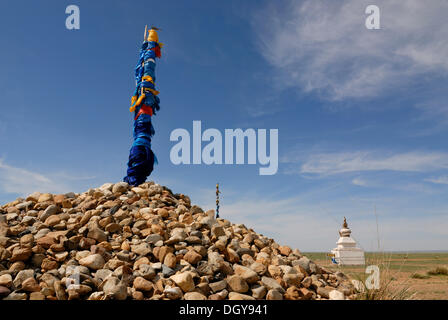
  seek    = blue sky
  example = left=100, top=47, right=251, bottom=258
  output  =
left=1, top=0, right=447, bottom=251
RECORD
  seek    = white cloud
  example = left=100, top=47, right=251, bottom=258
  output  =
left=0, top=159, right=96, bottom=199
left=352, top=177, right=367, bottom=187
left=253, top=0, right=448, bottom=100
left=425, top=175, right=448, bottom=185
left=300, top=151, right=448, bottom=175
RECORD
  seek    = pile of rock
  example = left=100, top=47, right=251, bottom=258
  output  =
left=0, top=182, right=355, bottom=300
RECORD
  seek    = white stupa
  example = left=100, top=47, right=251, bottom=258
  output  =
left=331, top=217, right=365, bottom=265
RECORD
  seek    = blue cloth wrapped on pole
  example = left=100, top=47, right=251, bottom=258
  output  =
left=124, top=28, right=162, bottom=186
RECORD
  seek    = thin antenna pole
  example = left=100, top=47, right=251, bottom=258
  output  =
left=374, top=204, right=380, bottom=251
left=216, top=183, right=220, bottom=219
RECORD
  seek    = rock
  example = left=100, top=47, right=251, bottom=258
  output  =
left=13, top=269, right=34, bottom=288
left=250, top=262, right=267, bottom=275
left=105, top=223, right=121, bottom=233
left=11, top=247, right=32, bottom=262
left=209, top=289, right=228, bottom=300
left=284, top=286, right=301, bottom=300
left=40, top=205, right=59, bottom=222
left=87, top=227, right=107, bottom=243
left=132, top=291, right=144, bottom=300
left=4, top=292, right=27, bottom=300
left=251, top=284, right=267, bottom=299
left=0, top=181, right=353, bottom=301
left=227, top=275, right=249, bottom=293
left=211, top=225, right=225, bottom=238
left=278, top=245, right=292, bottom=256
left=145, top=234, right=163, bottom=244
left=0, top=286, right=11, bottom=298
left=41, top=258, right=59, bottom=271
left=233, top=264, right=259, bottom=284
left=45, top=215, right=61, bottom=227
left=317, top=286, right=330, bottom=299
left=38, top=193, right=53, bottom=203
left=228, top=292, right=256, bottom=300
left=20, top=234, right=34, bottom=248
left=29, top=292, right=46, bottom=300
left=329, top=290, right=345, bottom=300
left=157, top=208, right=169, bottom=218
left=161, top=264, right=175, bottom=277
left=209, top=280, right=227, bottom=293
left=0, top=274, right=13, bottom=288
left=164, top=252, right=177, bottom=269
left=261, top=276, right=285, bottom=294
left=54, top=280, right=66, bottom=300
left=103, top=277, right=127, bottom=300
left=266, top=289, right=283, bottom=300
left=133, top=277, right=153, bottom=292
left=171, top=272, right=195, bottom=292
left=183, top=250, right=202, bottom=265
left=283, top=273, right=302, bottom=287
left=299, top=287, right=314, bottom=300
left=138, top=264, right=156, bottom=280
left=26, top=192, right=41, bottom=202
left=131, top=243, right=152, bottom=256
left=164, top=286, right=183, bottom=299
left=301, top=276, right=312, bottom=288
left=184, top=292, right=207, bottom=300
left=79, top=254, right=105, bottom=270
left=296, top=256, right=311, bottom=274
left=22, top=277, right=40, bottom=292
left=112, top=182, right=129, bottom=194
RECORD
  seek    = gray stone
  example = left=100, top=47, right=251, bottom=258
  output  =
left=164, top=286, right=183, bottom=299
left=296, top=256, right=311, bottom=274
left=103, top=277, right=127, bottom=300
left=35, top=228, right=51, bottom=239
left=261, top=276, right=285, bottom=294
left=251, top=284, right=267, bottom=299
left=94, top=269, right=113, bottom=282
left=162, top=264, right=175, bottom=277
left=145, top=234, right=163, bottom=244
left=40, top=205, right=59, bottom=222
left=16, top=201, right=33, bottom=210
left=138, top=264, right=156, bottom=280
left=13, top=269, right=34, bottom=288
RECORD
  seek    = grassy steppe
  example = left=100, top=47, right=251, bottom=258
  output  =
left=303, top=252, right=448, bottom=300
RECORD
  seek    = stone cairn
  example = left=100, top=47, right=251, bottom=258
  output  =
left=0, top=182, right=356, bottom=300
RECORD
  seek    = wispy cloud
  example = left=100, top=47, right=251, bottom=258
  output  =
left=352, top=177, right=368, bottom=187
left=425, top=175, right=448, bottom=185
left=299, top=151, right=448, bottom=175
left=0, top=159, right=96, bottom=198
left=252, top=0, right=448, bottom=100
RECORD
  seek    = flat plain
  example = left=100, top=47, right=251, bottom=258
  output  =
left=303, top=252, right=448, bottom=300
